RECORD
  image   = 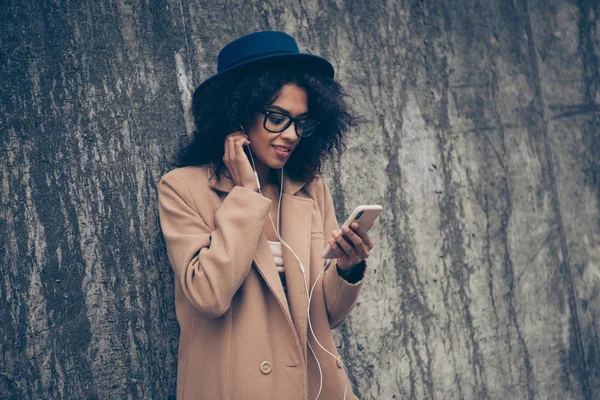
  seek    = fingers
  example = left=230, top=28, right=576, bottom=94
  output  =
left=330, top=229, right=368, bottom=263
left=348, top=222, right=373, bottom=250
left=328, top=222, right=374, bottom=267
left=225, top=132, right=249, bottom=149
left=331, top=231, right=361, bottom=266
left=224, top=132, right=250, bottom=162
left=225, top=131, right=249, bottom=147
left=223, top=131, right=256, bottom=189
left=341, top=225, right=370, bottom=259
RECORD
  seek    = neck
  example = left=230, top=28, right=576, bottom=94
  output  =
left=253, top=160, right=279, bottom=189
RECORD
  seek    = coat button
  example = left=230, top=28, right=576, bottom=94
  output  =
left=337, top=356, right=343, bottom=369
left=260, top=361, right=272, bottom=375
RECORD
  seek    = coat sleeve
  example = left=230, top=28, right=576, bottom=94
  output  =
left=319, top=179, right=368, bottom=329
left=157, top=172, right=271, bottom=318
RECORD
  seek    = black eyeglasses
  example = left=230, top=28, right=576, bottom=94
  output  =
left=260, top=110, right=319, bottom=137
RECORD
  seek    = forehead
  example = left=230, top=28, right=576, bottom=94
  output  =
left=268, top=84, right=308, bottom=115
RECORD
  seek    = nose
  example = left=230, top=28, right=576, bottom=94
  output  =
left=280, top=122, right=300, bottom=141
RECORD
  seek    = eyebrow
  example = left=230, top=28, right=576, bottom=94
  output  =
left=265, top=105, right=309, bottom=118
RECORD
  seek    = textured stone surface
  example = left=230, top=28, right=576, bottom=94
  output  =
left=1, top=0, right=599, bottom=398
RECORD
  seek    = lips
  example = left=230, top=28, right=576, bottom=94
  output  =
left=272, top=145, right=292, bottom=158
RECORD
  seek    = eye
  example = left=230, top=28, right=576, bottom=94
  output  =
left=298, top=118, right=317, bottom=130
left=267, top=113, right=287, bottom=126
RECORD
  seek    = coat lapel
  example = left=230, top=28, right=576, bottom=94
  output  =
left=280, top=190, right=312, bottom=357
left=252, top=233, right=292, bottom=317
left=210, top=168, right=312, bottom=355
left=209, top=169, right=293, bottom=321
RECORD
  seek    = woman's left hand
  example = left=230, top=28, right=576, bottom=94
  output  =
left=328, top=222, right=374, bottom=270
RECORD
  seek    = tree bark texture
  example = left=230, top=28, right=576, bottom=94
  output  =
left=1, top=0, right=599, bottom=399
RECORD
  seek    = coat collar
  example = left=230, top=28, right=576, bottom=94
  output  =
left=207, top=167, right=306, bottom=196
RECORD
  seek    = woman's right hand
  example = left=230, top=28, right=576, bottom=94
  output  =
left=223, top=132, right=258, bottom=191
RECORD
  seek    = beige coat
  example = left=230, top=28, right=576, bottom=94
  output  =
left=158, top=166, right=367, bottom=400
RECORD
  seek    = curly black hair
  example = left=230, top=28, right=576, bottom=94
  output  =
left=177, top=61, right=359, bottom=183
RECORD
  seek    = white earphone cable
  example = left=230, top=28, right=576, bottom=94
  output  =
left=245, top=141, right=349, bottom=400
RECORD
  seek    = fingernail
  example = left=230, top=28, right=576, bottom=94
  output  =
left=352, top=222, right=358, bottom=229
left=341, top=226, right=349, bottom=233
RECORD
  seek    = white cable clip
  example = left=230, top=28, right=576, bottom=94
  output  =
left=254, top=171, right=261, bottom=190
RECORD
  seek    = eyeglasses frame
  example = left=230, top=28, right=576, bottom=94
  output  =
left=259, top=110, right=319, bottom=137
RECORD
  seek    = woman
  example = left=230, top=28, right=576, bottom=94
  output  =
left=158, top=31, right=374, bottom=400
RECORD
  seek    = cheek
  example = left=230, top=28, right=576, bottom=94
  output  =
left=249, top=118, right=261, bottom=132
left=247, top=119, right=265, bottom=143
left=248, top=126, right=273, bottom=151
left=250, top=115, right=265, bottom=132
left=249, top=132, right=267, bottom=151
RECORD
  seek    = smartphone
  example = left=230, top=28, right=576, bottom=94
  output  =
left=321, top=205, right=383, bottom=259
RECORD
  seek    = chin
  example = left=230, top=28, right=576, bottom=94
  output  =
left=268, top=160, right=287, bottom=170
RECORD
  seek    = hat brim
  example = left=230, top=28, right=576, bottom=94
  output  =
left=195, top=53, right=334, bottom=92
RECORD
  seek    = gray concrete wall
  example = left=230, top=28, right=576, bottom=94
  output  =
left=1, top=0, right=599, bottom=398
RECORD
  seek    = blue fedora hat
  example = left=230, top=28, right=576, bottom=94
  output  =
left=196, top=31, right=334, bottom=91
